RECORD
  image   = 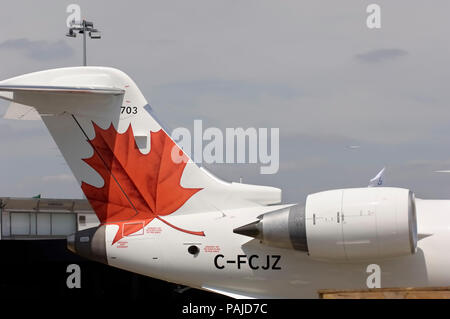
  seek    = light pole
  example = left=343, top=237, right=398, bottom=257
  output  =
left=66, top=19, right=101, bottom=66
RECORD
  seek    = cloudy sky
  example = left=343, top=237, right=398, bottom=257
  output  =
left=1, top=1, right=450, bottom=203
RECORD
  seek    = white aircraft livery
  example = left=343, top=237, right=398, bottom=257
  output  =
left=1, top=67, right=450, bottom=298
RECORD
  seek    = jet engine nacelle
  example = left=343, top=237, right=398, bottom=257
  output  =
left=305, top=187, right=417, bottom=261
left=233, top=187, right=418, bottom=262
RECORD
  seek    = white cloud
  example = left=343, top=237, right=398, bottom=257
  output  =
left=0, top=38, right=74, bottom=61
left=42, top=174, right=76, bottom=183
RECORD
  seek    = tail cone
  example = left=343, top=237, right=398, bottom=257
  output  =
left=66, top=225, right=108, bottom=264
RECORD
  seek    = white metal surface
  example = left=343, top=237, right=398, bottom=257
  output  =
left=305, top=187, right=416, bottom=261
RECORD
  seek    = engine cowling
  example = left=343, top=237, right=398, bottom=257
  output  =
left=233, top=187, right=418, bottom=262
left=305, top=187, right=417, bottom=261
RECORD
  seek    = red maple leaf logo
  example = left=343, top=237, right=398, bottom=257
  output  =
left=81, top=122, right=204, bottom=244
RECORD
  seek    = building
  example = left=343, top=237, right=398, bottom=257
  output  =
left=0, top=197, right=99, bottom=240
left=0, top=196, right=218, bottom=300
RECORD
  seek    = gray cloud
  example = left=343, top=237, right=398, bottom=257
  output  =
left=355, top=49, right=408, bottom=63
left=0, top=38, right=74, bottom=61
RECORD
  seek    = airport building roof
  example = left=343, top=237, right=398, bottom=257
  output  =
left=0, top=197, right=93, bottom=213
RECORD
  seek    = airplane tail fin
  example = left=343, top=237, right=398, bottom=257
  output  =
left=0, top=67, right=281, bottom=242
